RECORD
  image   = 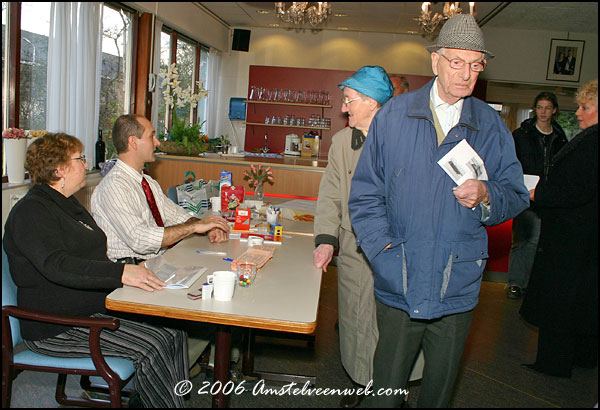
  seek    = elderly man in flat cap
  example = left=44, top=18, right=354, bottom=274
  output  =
left=315, top=66, right=425, bottom=408
left=349, top=15, right=528, bottom=407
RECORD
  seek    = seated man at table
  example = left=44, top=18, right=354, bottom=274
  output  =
left=91, top=114, right=231, bottom=376
left=91, top=114, right=229, bottom=264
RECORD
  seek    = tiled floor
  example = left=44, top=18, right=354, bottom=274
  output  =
left=5, top=268, right=598, bottom=408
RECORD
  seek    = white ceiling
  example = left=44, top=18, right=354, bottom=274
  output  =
left=198, top=2, right=598, bottom=35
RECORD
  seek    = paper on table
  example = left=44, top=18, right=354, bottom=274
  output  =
left=277, top=199, right=316, bottom=222
left=277, top=199, right=317, bottom=213
left=145, top=256, right=207, bottom=289
left=437, top=139, right=488, bottom=185
left=523, top=174, right=540, bottom=190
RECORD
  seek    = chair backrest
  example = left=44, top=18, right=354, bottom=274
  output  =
left=2, top=244, right=23, bottom=347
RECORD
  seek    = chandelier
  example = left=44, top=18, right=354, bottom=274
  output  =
left=274, top=2, right=332, bottom=26
left=415, top=2, right=475, bottom=34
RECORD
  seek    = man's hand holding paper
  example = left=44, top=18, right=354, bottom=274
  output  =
left=439, top=139, right=490, bottom=209
left=452, top=179, right=489, bottom=208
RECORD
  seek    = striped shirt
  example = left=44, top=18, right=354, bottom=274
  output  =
left=91, top=159, right=191, bottom=261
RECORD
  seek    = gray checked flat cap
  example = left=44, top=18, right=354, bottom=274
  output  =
left=427, top=14, right=495, bottom=59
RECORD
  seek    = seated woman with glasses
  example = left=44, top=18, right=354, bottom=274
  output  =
left=3, top=133, right=188, bottom=408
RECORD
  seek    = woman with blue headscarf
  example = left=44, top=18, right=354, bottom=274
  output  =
left=313, top=66, right=421, bottom=408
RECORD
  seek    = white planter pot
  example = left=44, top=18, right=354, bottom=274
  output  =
left=4, top=138, right=28, bottom=184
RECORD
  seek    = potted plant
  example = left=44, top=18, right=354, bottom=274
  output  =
left=157, top=63, right=209, bottom=155
left=2, top=128, right=29, bottom=184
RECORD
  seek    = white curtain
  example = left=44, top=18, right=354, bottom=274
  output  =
left=46, top=2, right=102, bottom=166
left=206, top=47, right=222, bottom=139
left=150, top=19, right=164, bottom=132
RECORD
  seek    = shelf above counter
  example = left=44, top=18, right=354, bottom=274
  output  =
left=245, top=122, right=330, bottom=131
left=245, top=100, right=332, bottom=108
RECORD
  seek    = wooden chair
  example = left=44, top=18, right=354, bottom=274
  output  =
left=2, top=247, right=135, bottom=408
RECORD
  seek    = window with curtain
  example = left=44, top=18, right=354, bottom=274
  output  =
left=157, top=26, right=209, bottom=138
left=2, top=2, right=136, bottom=177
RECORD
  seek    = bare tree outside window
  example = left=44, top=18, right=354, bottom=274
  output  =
left=175, top=38, right=195, bottom=125
left=99, top=5, right=133, bottom=160
left=19, top=2, right=50, bottom=131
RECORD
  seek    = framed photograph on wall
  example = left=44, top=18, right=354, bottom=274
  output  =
left=546, top=39, right=585, bottom=82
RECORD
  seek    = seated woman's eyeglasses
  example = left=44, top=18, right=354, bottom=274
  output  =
left=341, top=97, right=362, bottom=105
left=440, top=54, right=486, bottom=72
left=71, top=155, right=87, bottom=164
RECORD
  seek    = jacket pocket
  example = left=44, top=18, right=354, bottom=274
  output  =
left=440, top=241, right=488, bottom=301
left=372, top=242, right=407, bottom=297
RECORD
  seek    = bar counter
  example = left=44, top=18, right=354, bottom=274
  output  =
left=147, top=153, right=328, bottom=198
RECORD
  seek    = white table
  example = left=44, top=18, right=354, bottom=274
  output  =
left=106, top=224, right=321, bottom=407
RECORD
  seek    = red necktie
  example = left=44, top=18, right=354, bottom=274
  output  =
left=141, top=177, right=164, bottom=227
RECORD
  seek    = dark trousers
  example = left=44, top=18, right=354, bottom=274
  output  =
left=372, top=300, right=472, bottom=408
left=535, top=327, right=598, bottom=377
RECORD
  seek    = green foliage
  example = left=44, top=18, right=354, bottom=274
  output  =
left=556, top=111, right=580, bottom=140
left=207, top=134, right=231, bottom=152
left=168, top=112, right=207, bottom=154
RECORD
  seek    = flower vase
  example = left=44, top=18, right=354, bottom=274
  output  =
left=254, top=182, right=264, bottom=201
left=5, top=138, right=28, bottom=184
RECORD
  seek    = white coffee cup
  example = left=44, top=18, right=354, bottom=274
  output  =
left=208, top=271, right=237, bottom=301
left=266, top=213, right=278, bottom=225
left=210, top=196, right=221, bottom=211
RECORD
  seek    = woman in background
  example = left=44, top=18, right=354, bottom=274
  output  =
left=3, top=133, right=188, bottom=407
left=520, top=79, right=598, bottom=377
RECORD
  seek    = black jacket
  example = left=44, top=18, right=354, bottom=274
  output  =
left=512, top=117, right=567, bottom=180
left=520, top=124, right=598, bottom=335
left=3, top=184, right=124, bottom=340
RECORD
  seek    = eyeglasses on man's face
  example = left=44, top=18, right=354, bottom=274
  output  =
left=70, top=155, right=87, bottom=165
left=341, top=96, right=362, bottom=105
left=440, top=54, right=486, bottom=72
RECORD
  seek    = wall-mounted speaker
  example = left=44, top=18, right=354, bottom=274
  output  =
left=232, top=29, right=251, bottom=52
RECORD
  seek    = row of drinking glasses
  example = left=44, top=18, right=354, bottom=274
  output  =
left=308, top=114, right=331, bottom=129
left=265, top=114, right=331, bottom=128
left=249, top=86, right=331, bottom=105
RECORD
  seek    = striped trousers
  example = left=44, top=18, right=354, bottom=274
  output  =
left=24, top=313, right=189, bottom=408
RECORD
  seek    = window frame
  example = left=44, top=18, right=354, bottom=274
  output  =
left=160, top=25, right=208, bottom=133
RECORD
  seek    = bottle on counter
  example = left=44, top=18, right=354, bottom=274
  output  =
left=95, top=129, right=105, bottom=170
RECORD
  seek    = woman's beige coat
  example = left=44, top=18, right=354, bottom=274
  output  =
left=314, top=127, right=378, bottom=385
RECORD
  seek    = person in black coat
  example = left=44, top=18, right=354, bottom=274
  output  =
left=520, top=79, right=598, bottom=377
left=505, top=92, right=568, bottom=299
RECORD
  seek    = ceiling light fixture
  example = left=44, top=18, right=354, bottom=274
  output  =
left=274, top=2, right=332, bottom=26
left=415, top=2, right=475, bottom=34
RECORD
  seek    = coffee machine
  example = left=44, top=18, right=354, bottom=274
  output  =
left=284, top=134, right=301, bottom=156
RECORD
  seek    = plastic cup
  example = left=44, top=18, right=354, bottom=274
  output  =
left=237, top=262, right=257, bottom=287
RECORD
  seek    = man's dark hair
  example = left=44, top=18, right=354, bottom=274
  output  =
left=112, top=114, right=146, bottom=154
left=533, top=92, right=560, bottom=120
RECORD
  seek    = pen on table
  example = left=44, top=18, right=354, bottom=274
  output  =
left=222, top=257, right=233, bottom=262
left=196, top=250, right=227, bottom=256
